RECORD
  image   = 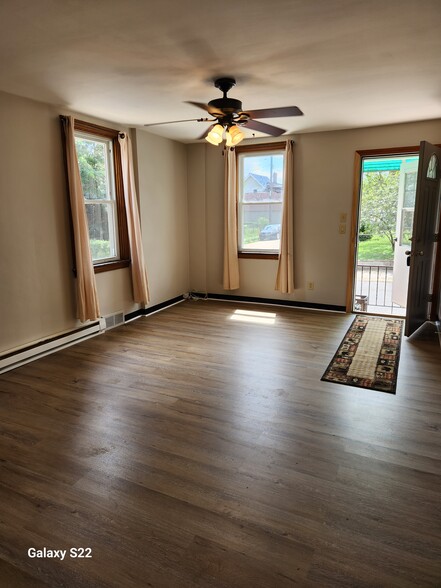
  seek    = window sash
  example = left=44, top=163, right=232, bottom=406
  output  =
left=68, top=120, right=130, bottom=273
left=74, top=132, right=120, bottom=265
left=237, top=148, right=285, bottom=255
left=85, top=200, right=119, bottom=263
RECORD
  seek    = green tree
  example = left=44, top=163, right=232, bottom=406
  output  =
left=75, top=138, right=107, bottom=199
left=360, top=170, right=399, bottom=252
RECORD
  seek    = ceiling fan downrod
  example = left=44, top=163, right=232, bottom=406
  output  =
left=214, top=77, right=236, bottom=96
left=209, top=77, right=243, bottom=115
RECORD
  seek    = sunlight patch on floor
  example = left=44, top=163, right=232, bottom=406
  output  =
left=230, top=309, right=277, bottom=325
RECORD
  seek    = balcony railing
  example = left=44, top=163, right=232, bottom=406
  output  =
left=354, top=262, right=404, bottom=315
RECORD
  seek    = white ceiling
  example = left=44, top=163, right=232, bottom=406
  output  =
left=1, top=0, right=441, bottom=143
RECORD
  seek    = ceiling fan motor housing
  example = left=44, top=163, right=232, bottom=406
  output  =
left=208, top=97, right=243, bottom=114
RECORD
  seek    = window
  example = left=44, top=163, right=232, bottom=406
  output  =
left=399, top=171, right=417, bottom=246
left=236, top=144, right=285, bottom=258
left=427, top=153, right=438, bottom=179
left=73, top=120, right=130, bottom=273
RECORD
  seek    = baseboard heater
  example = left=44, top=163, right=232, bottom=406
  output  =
left=0, top=320, right=104, bottom=375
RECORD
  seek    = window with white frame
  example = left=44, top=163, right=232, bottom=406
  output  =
left=70, top=120, right=130, bottom=273
left=237, top=147, right=285, bottom=256
left=74, top=132, right=119, bottom=263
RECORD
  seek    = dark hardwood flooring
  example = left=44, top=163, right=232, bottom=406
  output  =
left=0, top=300, right=440, bottom=587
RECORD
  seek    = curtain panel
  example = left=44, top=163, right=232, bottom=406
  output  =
left=275, top=140, right=295, bottom=293
left=60, top=116, right=101, bottom=322
left=223, top=147, right=240, bottom=290
left=118, top=133, right=150, bottom=305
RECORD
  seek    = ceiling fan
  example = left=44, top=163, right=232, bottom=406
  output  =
left=144, top=77, right=303, bottom=146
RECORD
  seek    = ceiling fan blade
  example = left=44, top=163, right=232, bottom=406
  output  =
left=243, top=119, right=286, bottom=137
left=144, top=117, right=211, bottom=127
left=243, top=106, right=303, bottom=119
left=186, top=101, right=225, bottom=117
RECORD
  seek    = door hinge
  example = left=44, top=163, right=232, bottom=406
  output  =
left=435, top=233, right=440, bottom=243
left=428, top=293, right=434, bottom=303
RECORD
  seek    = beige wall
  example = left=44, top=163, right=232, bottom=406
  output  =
left=135, top=129, right=189, bottom=306
left=0, top=91, right=76, bottom=352
left=187, top=144, right=207, bottom=292
left=187, top=119, right=441, bottom=307
left=1, top=87, right=439, bottom=355
left=0, top=91, right=190, bottom=354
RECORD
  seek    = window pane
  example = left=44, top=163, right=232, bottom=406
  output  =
left=75, top=136, right=111, bottom=200
left=400, top=209, right=414, bottom=246
left=242, top=205, right=282, bottom=246
left=85, top=202, right=117, bottom=261
left=427, top=154, right=438, bottom=179
left=403, top=172, right=416, bottom=207
left=239, top=152, right=284, bottom=252
left=74, top=131, right=120, bottom=264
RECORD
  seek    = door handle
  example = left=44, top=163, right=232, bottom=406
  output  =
left=405, top=250, right=423, bottom=266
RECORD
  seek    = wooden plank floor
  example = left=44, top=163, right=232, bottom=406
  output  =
left=1, top=300, right=440, bottom=587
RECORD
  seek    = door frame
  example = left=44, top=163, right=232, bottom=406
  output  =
left=346, top=145, right=421, bottom=313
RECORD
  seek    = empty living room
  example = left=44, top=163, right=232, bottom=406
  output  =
left=1, top=1, right=441, bottom=586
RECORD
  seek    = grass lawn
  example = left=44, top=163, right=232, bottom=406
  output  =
left=358, top=235, right=394, bottom=261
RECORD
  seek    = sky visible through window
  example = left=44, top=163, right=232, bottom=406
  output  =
left=244, top=153, right=284, bottom=184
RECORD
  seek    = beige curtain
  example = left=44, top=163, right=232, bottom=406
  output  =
left=223, top=147, right=240, bottom=290
left=118, top=133, right=150, bottom=305
left=62, top=116, right=100, bottom=322
left=275, top=140, right=295, bottom=293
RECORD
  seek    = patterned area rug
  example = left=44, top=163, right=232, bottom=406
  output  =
left=321, top=315, right=403, bottom=394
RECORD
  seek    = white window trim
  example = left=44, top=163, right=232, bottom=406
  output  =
left=74, top=131, right=120, bottom=264
left=237, top=148, right=285, bottom=255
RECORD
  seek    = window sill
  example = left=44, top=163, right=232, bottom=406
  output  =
left=238, top=252, right=279, bottom=260
left=94, top=259, right=131, bottom=273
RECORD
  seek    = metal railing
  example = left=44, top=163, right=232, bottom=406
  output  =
left=354, top=263, right=395, bottom=310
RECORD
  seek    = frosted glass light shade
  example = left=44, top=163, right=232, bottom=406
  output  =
left=226, top=125, right=244, bottom=146
left=205, top=124, right=224, bottom=145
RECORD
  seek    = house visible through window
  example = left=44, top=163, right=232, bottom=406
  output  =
left=72, top=120, right=130, bottom=273
left=237, top=146, right=285, bottom=256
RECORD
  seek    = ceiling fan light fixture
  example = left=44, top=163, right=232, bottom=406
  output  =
left=147, top=78, right=302, bottom=141
left=226, top=124, right=244, bottom=146
left=205, top=124, right=224, bottom=145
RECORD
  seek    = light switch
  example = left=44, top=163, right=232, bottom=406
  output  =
left=339, top=212, right=347, bottom=223
left=339, top=223, right=346, bottom=234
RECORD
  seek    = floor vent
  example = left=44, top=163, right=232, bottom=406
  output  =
left=104, top=311, right=125, bottom=330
